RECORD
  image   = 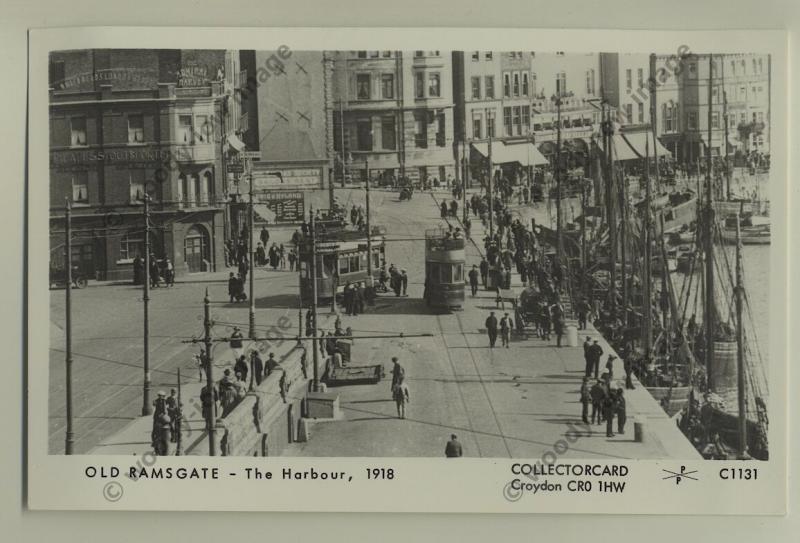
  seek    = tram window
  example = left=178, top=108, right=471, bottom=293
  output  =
left=339, top=256, right=350, bottom=275
left=439, top=264, right=452, bottom=284
left=349, top=255, right=360, bottom=272
left=427, top=262, right=438, bottom=282
left=453, top=264, right=464, bottom=282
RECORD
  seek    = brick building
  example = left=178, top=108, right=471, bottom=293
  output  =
left=49, top=49, right=233, bottom=281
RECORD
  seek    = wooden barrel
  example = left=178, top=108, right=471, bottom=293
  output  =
left=710, top=340, right=738, bottom=392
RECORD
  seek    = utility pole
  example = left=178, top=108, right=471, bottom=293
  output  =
left=142, top=194, right=152, bottom=416
left=309, top=207, right=320, bottom=392
left=555, top=96, right=563, bottom=262
left=64, top=199, right=74, bottom=455
left=175, top=367, right=182, bottom=456
left=248, top=158, right=256, bottom=339
left=339, top=101, right=347, bottom=188
left=580, top=181, right=587, bottom=297
left=604, top=106, right=618, bottom=314
left=488, top=136, right=494, bottom=241
left=723, top=62, right=731, bottom=201
left=705, top=54, right=717, bottom=391
left=462, top=141, right=468, bottom=224
left=203, top=289, right=216, bottom=456
left=365, top=158, right=373, bottom=287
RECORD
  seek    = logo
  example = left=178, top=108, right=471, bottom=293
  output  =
left=662, top=465, right=699, bottom=485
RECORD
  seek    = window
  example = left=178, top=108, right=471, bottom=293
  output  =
left=752, top=59, right=757, bottom=73
left=70, top=117, right=87, bottom=147
left=487, top=110, right=496, bottom=138
left=711, top=112, right=720, bottom=129
left=731, top=60, right=736, bottom=76
left=638, top=103, right=644, bottom=123
left=522, top=72, right=529, bottom=96
left=740, top=86, right=747, bottom=100
left=381, top=116, right=396, bottom=150
left=127, top=114, right=144, bottom=143
left=472, top=113, right=482, bottom=139
left=357, top=51, right=367, bottom=58
left=381, top=74, right=394, bottom=99
left=757, top=111, right=764, bottom=123
left=688, top=62, right=697, bottom=78
left=758, top=58, right=763, bottom=73
left=585, top=69, right=595, bottom=95
left=740, top=113, right=746, bottom=124
left=485, top=52, right=493, bottom=60
left=531, top=72, right=537, bottom=96
left=730, top=115, right=736, bottom=129
left=626, top=69, right=632, bottom=91
left=513, top=73, right=520, bottom=97
left=129, top=169, right=146, bottom=203
left=503, top=106, right=512, bottom=136
left=556, top=72, right=566, bottom=96
left=471, top=51, right=479, bottom=61
left=741, top=59, right=746, bottom=73
left=503, top=73, right=511, bottom=97
left=178, top=115, right=193, bottom=143
left=428, top=73, right=441, bottom=97
left=688, top=111, right=698, bottom=130
left=338, top=256, right=350, bottom=275
left=356, top=74, right=371, bottom=100
left=752, top=112, right=757, bottom=123
left=71, top=172, right=88, bottom=204
left=522, top=105, right=530, bottom=133
left=471, top=76, right=481, bottom=99
left=415, top=51, right=424, bottom=58
left=512, top=106, right=521, bottom=136
left=49, top=60, right=65, bottom=87
left=436, top=113, right=446, bottom=146
left=196, top=115, right=212, bottom=143
left=484, top=76, right=495, bottom=99
left=120, top=234, right=144, bottom=261
left=414, top=72, right=425, bottom=98
left=637, top=68, right=644, bottom=89
left=356, top=120, right=373, bottom=151
left=414, top=114, right=427, bottom=148
left=712, top=87, right=718, bottom=103
left=382, top=51, right=392, bottom=58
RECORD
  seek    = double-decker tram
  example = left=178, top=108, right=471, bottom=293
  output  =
left=299, top=229, right=386, bottom=303
left=423, top=228, right=465, bottom=311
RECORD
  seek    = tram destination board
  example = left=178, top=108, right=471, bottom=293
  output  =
left=259, top=190, right=305, bottom=223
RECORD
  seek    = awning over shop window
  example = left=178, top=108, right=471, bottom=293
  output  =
left=621, top=131, right=673, bottom=159
left=595, top=134, right=639, bottom=162
left=471, top=141, right=549, bottom=166
left=226, top=133, right=245, bottom=153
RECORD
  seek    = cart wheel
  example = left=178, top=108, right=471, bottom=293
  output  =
left=75, top=277, right=88, bottom=289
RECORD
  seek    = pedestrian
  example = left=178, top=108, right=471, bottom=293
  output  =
left=256, top=242, right=266, bottom=267
left=164, top=258, right=175, bottom=286
left=485, top=311, right=499, bottom=348
left=149, top=254, right=160, bottom=288
left=234, top=355, right=249, bottom=384
left=238, top=256, right=249, bottom=285
left=500, top=312, right=512, bottom=348
left=390, top=357, right=405, bottom=388
left=580, top=377, right=591, bottom=424
left=344, top=281, right=355, bottom=315
left=479, top=257, right=489, bottom=288
left=588, top=340, right=603, bottom=379
left=576, top=298, right=590, bottom=330
left=583, top=336, right=593, bottom=376
left=400, top=269, right=408, bottom=296
left=392, top=376, right=410, bottom=419
left=279, top=243, right=286, bottom=269
left=260, top=225, right=270, bottom=247
left=166, top=388, right=180, bottom=443
left=604, top=386, right=617, bottom=437
left=229, top=326, right=244, bottom=359
left=445, top=434, right=463, bottom=458
left=605, top=355, right=617, bottom=381
left=623, top=356, right=635, bottom=390
left=288, top=248, right=297, bottom=271
left=218, top=370, right=238, bottom=417
left=227, top=272, right=237, bottom=303
left=590, top=379, right=605, bottom=425
left=440, top=201, right=448, bottom=219
left=153, top=409, right=171, bottom=456
left=133, top=254, right=144, bottom=285
left=265, top=352, right=278, bottom=376
left=251, top=350, right=264, bottom=386
left=200, top=381, right=218, bottom=428
left=355, top=282, right=365, bottom=314
left=468, top=265, right=479, bottom=296
left=196, top=348, right=209, bottom=382
left=615, top=389, right=627, bottom=435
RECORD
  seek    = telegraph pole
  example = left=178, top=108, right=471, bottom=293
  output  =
left=64, top=199, right=75, bottom=455
left=142, top=194, right=152, bottom=416
left=462, top=141, right=468, bottom=224
left=555, top=96, right=563, bottom=262
left=309, top=207, right=320, bottom=392
left=248, top=158, right=256, bottom=339
left=704, top=54, right=716, bottom=391
left=175, top=367, right=182, bottom=456
left=365, top=159, right=373, bottom=287
left=203, top=288, right=216, bottom=456
left=487, top=136, right=494, bottom=241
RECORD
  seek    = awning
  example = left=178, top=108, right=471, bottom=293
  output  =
left=226, top=132, right=245, bottom=153
left=596, top=134, right=639, bottom=162
left=621, top=131, right=673, bottom=159
left=471, top=141, right=549, bottom=166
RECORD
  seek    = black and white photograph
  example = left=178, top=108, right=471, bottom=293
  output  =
left=23, top=26, right=789, bottom=514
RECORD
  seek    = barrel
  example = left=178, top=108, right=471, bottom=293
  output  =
left=634, top=420, right=645, bottom=443
left=566, top=325, right=578, bottom=347
left=710, top=340, right=738, bottom=392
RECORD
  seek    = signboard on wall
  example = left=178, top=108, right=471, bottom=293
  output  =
left=252, top=167, right=322, bottom=189
left=258, top=190, right=305, bottom=223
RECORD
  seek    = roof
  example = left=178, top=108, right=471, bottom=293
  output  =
left=471, top=141, right=549, bottom=166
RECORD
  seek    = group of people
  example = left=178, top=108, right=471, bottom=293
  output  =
left=132, top=254, right=175, bottom=288
left=580, top=376, right=627, bottom=438
left=150, top=389, right=181, bottom=455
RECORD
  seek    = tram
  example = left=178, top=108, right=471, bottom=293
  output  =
left=299, top=229, right=386, bottom=303
left=423, top=228, right=465, bottom=311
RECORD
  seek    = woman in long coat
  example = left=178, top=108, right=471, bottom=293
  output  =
left=268, top=243, right=280, bottom=270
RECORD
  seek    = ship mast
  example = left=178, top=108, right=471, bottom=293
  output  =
left=704, top=54, right=717, bottom=391
left=643, top=137, right=652, bottom=356
left=735, top=202, right=748, bottom=458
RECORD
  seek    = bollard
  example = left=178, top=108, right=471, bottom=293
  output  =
left=566, top=325, right=578, bottom=347
left=297, top=418, right=310, bottom=443
left=634, top=421, right=645, bottom=443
